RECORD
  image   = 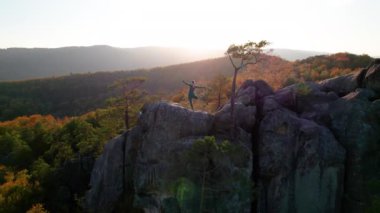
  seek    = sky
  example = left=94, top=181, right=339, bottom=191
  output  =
left=0, top=0, right=379, bottom=56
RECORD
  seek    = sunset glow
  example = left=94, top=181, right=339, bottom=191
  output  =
left=0, top=0, right=379, bottom=56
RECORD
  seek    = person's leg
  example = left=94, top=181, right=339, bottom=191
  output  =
left=189, top=97, right=194, bottom=110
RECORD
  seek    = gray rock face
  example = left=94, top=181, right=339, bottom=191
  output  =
left=86, top=102, right=253, bottom=213
left=273, top=86, right=297, bottom=109
left=213, top=103, right=256, bottom=133
left=258, top=97, right=345, bottom=213
left=319, top=72, right=359, bottom=96
left=139, top=102, right=214, bottom=142
left=363, top=59, right=380, bottom=93
left=327, top=89, right=380, bottom=213
left=236, top=79, right=274, bottom=106
left=85, top=133, right=127, bottom=213
left=86, top=60, right=380, bottom=213
left=213, top=80, right=272, bottom=134
left=275, top=82, right=339, bottom=126
left=132, top=102, right=216, bottom=212
left=236, top=83, right=257, bottom=106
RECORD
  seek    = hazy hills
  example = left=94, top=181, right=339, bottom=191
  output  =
left=0, top=45, right=325, bottom=81
left=270, top=48, right=327, bottom=61
left=0, top=46, right=222, bottom=81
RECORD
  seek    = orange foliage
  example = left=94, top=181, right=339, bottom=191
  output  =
left=333, top=53, right=349, bottom=61
left=0, top=169, right=39, bottom=213
left=26, top=203, right=49, bottom=213
left=242, top=55, right=293, bottom=89
left=0, top=114, right=66, bottom=129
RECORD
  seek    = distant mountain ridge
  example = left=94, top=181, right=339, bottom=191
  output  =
left=0, top=45, right=326, bottom=81
left=270, top=48, right=328, bottom=61
left=0, top=45, right=223, bottom=81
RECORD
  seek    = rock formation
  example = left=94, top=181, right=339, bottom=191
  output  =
left=86, top=60, right=380, bottom=212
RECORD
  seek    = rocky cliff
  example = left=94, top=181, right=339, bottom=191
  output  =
left=86, top=60, right=380, bottom=213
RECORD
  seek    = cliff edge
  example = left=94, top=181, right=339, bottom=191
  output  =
left=86, top=60, right=380, bottom=213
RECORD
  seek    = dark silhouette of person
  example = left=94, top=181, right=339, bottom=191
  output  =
left=182, top=80, right=205, bottom=110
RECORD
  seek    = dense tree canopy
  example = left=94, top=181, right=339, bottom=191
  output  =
left=0, top=109, right=124, bottom=212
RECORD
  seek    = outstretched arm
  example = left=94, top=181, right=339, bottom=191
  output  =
left=182, top=80, right=191, bottom=86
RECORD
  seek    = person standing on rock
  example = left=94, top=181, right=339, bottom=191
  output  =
left=182, top=80, right=205, bottom=110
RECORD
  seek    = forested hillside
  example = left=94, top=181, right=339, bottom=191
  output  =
left=0, top=57, right=232, bottom=121
left=0, top=53, right=373, bottom=121
left=293, top=52, right=373, bottom=81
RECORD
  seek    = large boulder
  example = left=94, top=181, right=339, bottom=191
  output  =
left=139, top=102, right=214, bottom=141
left=275, top=82, right=339, bottom=125
left=86, top=102, right=254, bottom=213
left=236, top=79, right=274, bottom=106
left=213, top=80, right=273, bottom=133
left=134, top=103, right=253, bottom=212
left=319, top=72, right=360, bottom=96
left=257, top=97, right=346, bottom=213
left=363, top=59, right=380, bottom=93
left=327, top=88, right=380, bottom=213
left=272, top=86, right=297, bottom=110
left=213, top=103, right=256, bottom=133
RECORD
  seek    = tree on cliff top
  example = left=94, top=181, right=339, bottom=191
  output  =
left=109, top=77, right=147, bottom=130
left=225, top=40, right=270, bottom=134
